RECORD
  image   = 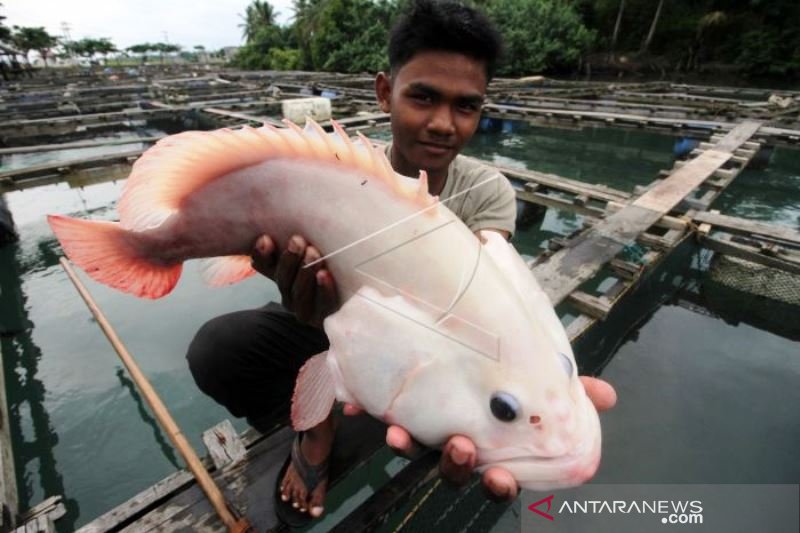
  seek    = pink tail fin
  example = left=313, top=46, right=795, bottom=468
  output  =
left=47, top=214, right=182, bottom=299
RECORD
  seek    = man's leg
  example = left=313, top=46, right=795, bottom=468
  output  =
left=186, top=302, right=334, bottom=517
left=187, top=302, right=328, bottom=428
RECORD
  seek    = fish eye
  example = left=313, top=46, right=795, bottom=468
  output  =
left=559, top=352, right=574, bottom=376
left=490, top=392, right=519, bottom=422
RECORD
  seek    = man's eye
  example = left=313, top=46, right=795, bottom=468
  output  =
left=410, top=93, right=433, bottom=103
left=458, top=103, right=480, bottom=113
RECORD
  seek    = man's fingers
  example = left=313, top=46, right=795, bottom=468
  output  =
left=342, top=403, right=364, bottom=416
left=275, top=236, right=306, bottom=308
left=386, top=425, right=422, bottom=459
left=292, top=246, right=322, bottom=322
left=481, top=467, right=518, bottom=502
left=439, top=435, right=476, bottom=487
left=579, top=376, right=617, bottom=412
left=311, top=269, right=338, bottom=328
left=250, top=235, right=277, bottom=278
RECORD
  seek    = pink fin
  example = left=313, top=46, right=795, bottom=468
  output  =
left=291, top=351, right=336, bottom=431
left=47, top=214, right=182, bottom=299
left=200, top=255, right=257, bottom=287
left=117, top=119, right=434, bottom=232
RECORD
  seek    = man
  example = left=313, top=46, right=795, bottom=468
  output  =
left=187, top=0, right=616, bottom=524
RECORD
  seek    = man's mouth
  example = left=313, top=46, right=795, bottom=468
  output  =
left=418, top=141, right=453, bottom=155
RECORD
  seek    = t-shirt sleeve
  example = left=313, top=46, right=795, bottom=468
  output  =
left=463, top=169, right=518, bottom=237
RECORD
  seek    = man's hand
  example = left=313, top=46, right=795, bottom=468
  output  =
left=251, top=234, right=338, bottom=327
left=344, top=376, right=616, bottom=501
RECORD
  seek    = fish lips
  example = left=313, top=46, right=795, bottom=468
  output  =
left=477, top=403, right=602, bottom=490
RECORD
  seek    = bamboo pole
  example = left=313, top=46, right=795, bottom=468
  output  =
left=59, top=258, right=251, bottom=533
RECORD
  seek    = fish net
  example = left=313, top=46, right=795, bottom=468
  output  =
left=702, top=252, right=800, bottom=340
left=708, top=253, right=800, bottom=305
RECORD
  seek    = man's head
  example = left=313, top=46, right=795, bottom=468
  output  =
left=376, top=0, right=503, bottom=185
left=388, top=0, right=502, bottom=82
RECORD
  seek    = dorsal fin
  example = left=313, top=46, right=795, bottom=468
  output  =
left=117, top=118, right=438, bottom=231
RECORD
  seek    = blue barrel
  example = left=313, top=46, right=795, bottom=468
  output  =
left=673, top=137, right=699, bottom=158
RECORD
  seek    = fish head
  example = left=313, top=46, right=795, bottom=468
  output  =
left=381, top=311, right=602, bottom=490
left=470, top=344, right=603, bottom=491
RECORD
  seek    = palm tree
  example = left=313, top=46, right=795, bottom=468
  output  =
left=640, top=0, right=665, bottom=54
left=610, top=0, right=625, bottom=54
left=239, top=0, right=278, bottom=43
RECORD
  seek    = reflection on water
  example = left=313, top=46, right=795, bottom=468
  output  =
left=464, top=122, right=676, bottom=193
left=0, top=245, right=80, bottom=531
left=1, top=178, right=274, bottom=527
left=712, top=145, right=800, bottom=229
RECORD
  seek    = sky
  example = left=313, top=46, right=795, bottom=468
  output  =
left=3, top=0, right=296, bottom=51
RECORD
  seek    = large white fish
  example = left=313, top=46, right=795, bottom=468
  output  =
left=48, top=119, right=601, bottom=490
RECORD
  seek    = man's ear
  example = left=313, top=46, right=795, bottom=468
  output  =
left=375, top=72, right=391, bottom=113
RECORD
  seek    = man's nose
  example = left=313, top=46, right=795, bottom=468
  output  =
left=427, top=105, right=456, bottom=136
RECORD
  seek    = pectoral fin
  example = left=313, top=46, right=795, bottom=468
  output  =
left=291, top=351, right=336, bottom=431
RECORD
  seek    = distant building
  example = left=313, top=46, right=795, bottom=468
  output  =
left=221, top=47, right=240, bottom=61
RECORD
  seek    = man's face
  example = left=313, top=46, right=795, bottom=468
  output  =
left=376, top=50, right=487, bottom=183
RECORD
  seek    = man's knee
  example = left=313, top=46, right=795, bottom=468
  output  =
left=186, top=314, right=242, bottom=397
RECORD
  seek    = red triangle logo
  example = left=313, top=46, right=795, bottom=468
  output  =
left=528, top=494, right=555, bottom=521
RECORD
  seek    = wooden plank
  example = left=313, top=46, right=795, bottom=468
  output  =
left=202, top=420, right=247, bottom=470
left=81, top=416, right=385, bottom=532
left=0, top=136, right=163, bottom=155
left=533, top=205, right=661, bottom=303
left=567, top=291, right=612, bottom=320
left=711, top=120, right=762, bottom=152
left=202, top=107, right=283, bottom=127
left=0, top=150, right=144, bottom=182
left=530, top=120, right=751, bottom=303
left=692, top=211, right=800, bottom=246
left=516, top=189, right=606, bottom=218
left=0, top=327, right=18, bottom=530
left=702, top=235, right=800, bottom=275
left=633, top=150, right=730, bottom=212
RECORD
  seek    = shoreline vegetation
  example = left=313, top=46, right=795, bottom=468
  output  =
left=2, top=1, right=799, bottom=84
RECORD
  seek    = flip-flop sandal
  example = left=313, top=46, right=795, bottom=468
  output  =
left=274, top=432, right=330, bottom=527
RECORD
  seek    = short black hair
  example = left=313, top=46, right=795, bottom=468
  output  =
left=388, top=0, right=503, bottom=81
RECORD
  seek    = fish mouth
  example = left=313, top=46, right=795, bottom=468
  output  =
left=478, top=401, right=602, bottom=490
left=481, top=434, right=601, bottom=490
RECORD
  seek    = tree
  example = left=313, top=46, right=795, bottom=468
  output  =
left=12, top=26, right=59, bottom=66
left=299, top=0, right=396, bottom=72
left=0, top=3, right=11, bottom=43
left=92, top=37, right=117, bottom=63
left=239, top=0, right=278, bottom=43
left=485, top=0, right=596, bottom=75
left=127, top=43, right=152, bottom=64
left=610, top=0, right=625, bottom=53
left=151, top=42, right=181, bottom=63
left=639, top=0, right=664, bottom=54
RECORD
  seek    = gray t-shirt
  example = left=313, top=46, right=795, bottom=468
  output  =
left=385, top=144, right=517, bottom=236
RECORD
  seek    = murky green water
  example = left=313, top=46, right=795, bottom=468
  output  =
left=1, top=122, right=798, bottom=530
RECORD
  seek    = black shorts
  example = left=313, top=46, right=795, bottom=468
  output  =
left=186, top=302, right=329, bottom=431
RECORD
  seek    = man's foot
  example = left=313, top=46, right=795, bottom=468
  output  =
left=278, top=417, right=334, bottom=519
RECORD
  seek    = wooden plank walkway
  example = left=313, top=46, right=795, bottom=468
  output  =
left=76, top=415, right=386, bottom=532
left=483, top=103, right=799, bottom=145
left=532, top=120, right=762, bottom=305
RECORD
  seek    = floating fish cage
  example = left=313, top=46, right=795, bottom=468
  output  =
left=703, top=250, right=800, bottom=341
left=709, top=252, right=800, bottom=306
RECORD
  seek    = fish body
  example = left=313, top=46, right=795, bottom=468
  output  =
left=48, top=120, right=601, bottom=490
